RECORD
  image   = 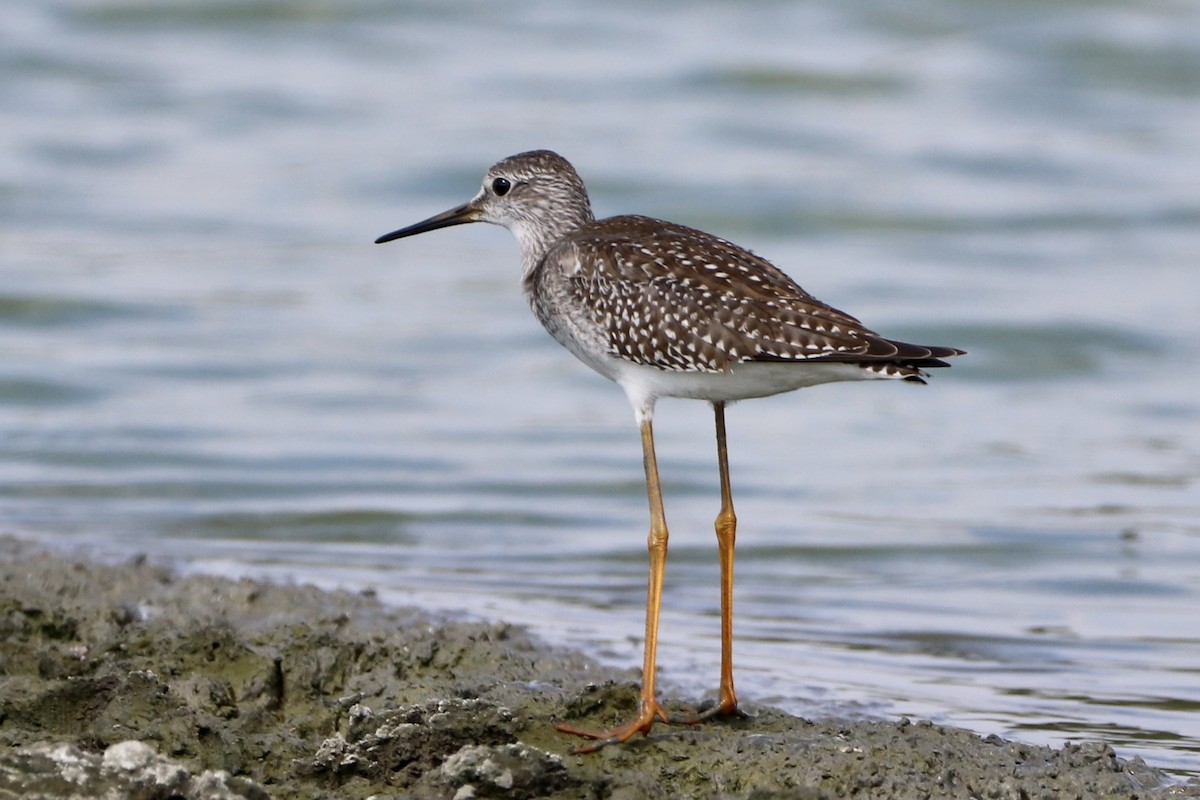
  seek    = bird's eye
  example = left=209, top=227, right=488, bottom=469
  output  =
left=491, top=177, right=512, bottom=196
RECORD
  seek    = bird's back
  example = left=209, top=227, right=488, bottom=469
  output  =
left=527, top=214, right=962, bottom=382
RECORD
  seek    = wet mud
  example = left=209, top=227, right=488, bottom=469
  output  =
left=1, top=536, right=1193, bottom=799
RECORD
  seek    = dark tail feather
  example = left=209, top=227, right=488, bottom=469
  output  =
left=869, top=341, right=965, bottom=383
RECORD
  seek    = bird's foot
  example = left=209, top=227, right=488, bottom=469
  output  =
left=667, top=693, right=749, bottom=725
left=555, top=698, right=671, bottom=754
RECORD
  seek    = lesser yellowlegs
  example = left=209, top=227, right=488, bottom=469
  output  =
left=375, top=149, right=964, bottom=752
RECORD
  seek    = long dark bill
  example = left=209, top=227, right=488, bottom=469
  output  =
left=374, top=202, right=479, bottom=244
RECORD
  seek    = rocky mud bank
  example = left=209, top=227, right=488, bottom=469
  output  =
left=1, top=536, right=1193, bottom=799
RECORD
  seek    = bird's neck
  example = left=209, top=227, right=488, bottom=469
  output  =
left=512, top=206, right=595, bottom=278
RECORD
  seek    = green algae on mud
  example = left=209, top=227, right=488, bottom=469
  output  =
left=0, top=536, right=1193, bottom=799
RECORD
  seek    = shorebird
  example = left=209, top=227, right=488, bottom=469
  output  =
left=375, top=149, right=964, bottom=752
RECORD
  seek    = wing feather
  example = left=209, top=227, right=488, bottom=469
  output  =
left=542, top=215, right=963, bottom=373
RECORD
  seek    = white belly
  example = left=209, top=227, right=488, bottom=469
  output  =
left=566, top=345, right=878, bottom=421
left=611, top=358, right=872, bottom=402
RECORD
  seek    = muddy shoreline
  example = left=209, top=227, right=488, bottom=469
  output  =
left=0, top=535, right=1192, bottom=799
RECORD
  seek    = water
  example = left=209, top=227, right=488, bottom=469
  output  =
left=3, top=0, right=1199, bottom=778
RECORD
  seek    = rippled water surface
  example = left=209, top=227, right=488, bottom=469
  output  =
left=3, top=0, right=1199, bottom=777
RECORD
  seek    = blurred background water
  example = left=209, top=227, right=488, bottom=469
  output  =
left=3, top=0, right=1198, bottom=777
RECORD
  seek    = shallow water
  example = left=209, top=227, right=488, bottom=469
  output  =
left=3, top=0, right=1198, bottom=777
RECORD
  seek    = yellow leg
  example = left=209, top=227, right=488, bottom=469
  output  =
left=673, top=401, right=746, bottom=722
left=556, top=418, right=672, bottom=751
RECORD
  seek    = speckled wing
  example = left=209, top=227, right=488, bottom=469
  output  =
left=550, top=215, right=960, bottom=375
